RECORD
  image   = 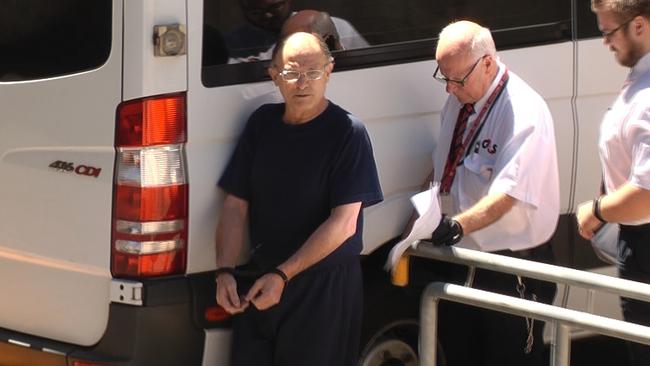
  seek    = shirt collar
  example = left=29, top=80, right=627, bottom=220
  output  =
left=472, top=59, right=505, bottom=114
left=628, top=52, right=650, bottom=82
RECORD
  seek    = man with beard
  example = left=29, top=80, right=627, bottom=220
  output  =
left=577, top=1, right=650, bottom=365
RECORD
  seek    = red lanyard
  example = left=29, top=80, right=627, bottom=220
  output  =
left=441, top=68, right=509, bottom=192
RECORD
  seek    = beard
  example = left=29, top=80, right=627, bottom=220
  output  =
left=616, top=31, right=646, bottom=68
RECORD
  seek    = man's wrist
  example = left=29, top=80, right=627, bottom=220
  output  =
left=593, top=196, right=607, bottom=223
left=267, top=268, right=289, bottom=284
left=215, top=267, right=235, bottom=282
left=450, top=217, right=464, bottom=238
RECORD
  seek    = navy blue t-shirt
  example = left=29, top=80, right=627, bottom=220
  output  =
left=219, top=102, right=383, bottom=271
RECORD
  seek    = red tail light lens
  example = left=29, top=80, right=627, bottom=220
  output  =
left=116, top=92, right=186, bottom=147
left=114, top=185, right=187, bottom=221
left=112, top=92, right=188, bottom=278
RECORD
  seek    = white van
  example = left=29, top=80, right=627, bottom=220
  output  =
left=0, top=0, right=626, bottom=365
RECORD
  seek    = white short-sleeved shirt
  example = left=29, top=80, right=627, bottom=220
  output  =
left=433, top=60, right=560, bottom=251
left=599, top=52, right=650, bottom=225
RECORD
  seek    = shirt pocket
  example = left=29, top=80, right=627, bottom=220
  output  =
left=463, top=153, right=495, bottom=183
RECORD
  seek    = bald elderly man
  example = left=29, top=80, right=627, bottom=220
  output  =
left=280, top=10, right=343, bottom=51
left=215, top=32, right=382, bottom=366
left=415, top=20, right=560, bottom=365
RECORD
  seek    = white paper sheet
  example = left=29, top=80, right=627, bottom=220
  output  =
left=385, top=184, right=442, bottom=271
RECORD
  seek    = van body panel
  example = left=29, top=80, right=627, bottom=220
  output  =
left=123, top=0, right=188, bottom=101
left=0, top=1, right=122, bottom=346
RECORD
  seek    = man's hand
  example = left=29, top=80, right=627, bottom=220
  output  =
left=215, top=273, right=249, bottom=314
left=576, top=200, right=602, bottom=240
left=431, top=216, right=464, bottom=246
left=245, top=273, right=286, bottom=310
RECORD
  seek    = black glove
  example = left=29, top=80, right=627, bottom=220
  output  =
left=430, top=216, right=464, bottom=246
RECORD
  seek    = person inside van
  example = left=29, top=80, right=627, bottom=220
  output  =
left=577, top=1, right=650, bottom=364
left=214, top=32, right=383, bottom=366
left=280, top=10, right=343, bottom=52
left=225, top=0, right=366, bottom=62
left=406, top=20, right=560, bottom=365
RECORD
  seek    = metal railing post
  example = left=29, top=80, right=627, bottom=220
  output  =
left=551, top=323, right=571, bottom=366
left=420, top=293, right=439, bottom=366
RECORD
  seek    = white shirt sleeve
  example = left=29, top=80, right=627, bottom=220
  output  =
left=332, top=17, right=369, bottom=49
left=625, top=108, right=650, bottom=189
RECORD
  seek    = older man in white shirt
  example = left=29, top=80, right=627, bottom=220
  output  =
left=421, top=20, right=560, bottom=365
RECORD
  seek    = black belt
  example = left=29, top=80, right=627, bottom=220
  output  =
left=620, top=222, right=650, bottom=232
left=493, top=242, right=552, bottom=261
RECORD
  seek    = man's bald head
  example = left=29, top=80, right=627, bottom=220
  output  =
left=436, top=20, right=496, bottom=61
left=272, top=31, right=332, bottom=66
left=433, top=21, right=498, bottom=104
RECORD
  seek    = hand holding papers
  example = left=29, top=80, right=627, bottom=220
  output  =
left=385, top=184, right=442, bottom=272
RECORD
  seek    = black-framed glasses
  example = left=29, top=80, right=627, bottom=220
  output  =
left=433, top=55, right=487, bottom=88
left=276, top=64, right=330, bottom=82
left=601, top=16, right=636, bottom=38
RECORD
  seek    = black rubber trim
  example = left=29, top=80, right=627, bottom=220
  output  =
left=68, top=301, right=204, bottom=366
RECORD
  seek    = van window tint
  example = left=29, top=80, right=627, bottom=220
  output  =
left=0, top=0, right=112, bottom=82
left=576, top=0, right=601, bottom=39
left=203, top=0, right=570, bottom=87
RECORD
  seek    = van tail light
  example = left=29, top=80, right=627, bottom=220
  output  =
left=71, top=361, right=115, bottom=366
left=112, top=92, right=188, bottom=278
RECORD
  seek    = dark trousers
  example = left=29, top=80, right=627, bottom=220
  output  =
left=230, top=259, right=362, bottom=366
left=416, top=243, right=556, bottom=366
left=619, top=224, right=650, bottom=366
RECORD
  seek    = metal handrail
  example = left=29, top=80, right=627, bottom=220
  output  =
left=412, top=242, right=650, bottom=366
left=420, top=283, right=650, bottom=366
left=412, top=242, right=650, bottom=302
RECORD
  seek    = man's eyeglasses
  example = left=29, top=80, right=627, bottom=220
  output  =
left=276, top=65, right=329, bottom=82
left=601, top=16, right=636, bottom=38
left=433, top=55, right=487, bottom=88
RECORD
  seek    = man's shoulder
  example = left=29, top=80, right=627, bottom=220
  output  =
left=325, top=102, right=367, bottom=133
left=252, top=103, right=283, bottom=116
left=502, top=71, right=549, bottom=112
left=246, top=103, right=283, bottom=128
left=629, top=72, right=650, bottom=102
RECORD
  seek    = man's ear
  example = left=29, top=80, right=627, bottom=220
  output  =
left=483, top=55, right=493, bottom=74
left=633, top=15, right=648, bottom=36
left=268, top=67, right=279, bottom=85
left=326, top=61, right=334, bottom=73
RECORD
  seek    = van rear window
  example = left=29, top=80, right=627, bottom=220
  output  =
left=0, top=0, right=112, bottom=82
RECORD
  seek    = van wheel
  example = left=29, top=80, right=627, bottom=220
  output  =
left=359, top=320, right=419, bottom=366
left=358, top=319, right=447, bottom=366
